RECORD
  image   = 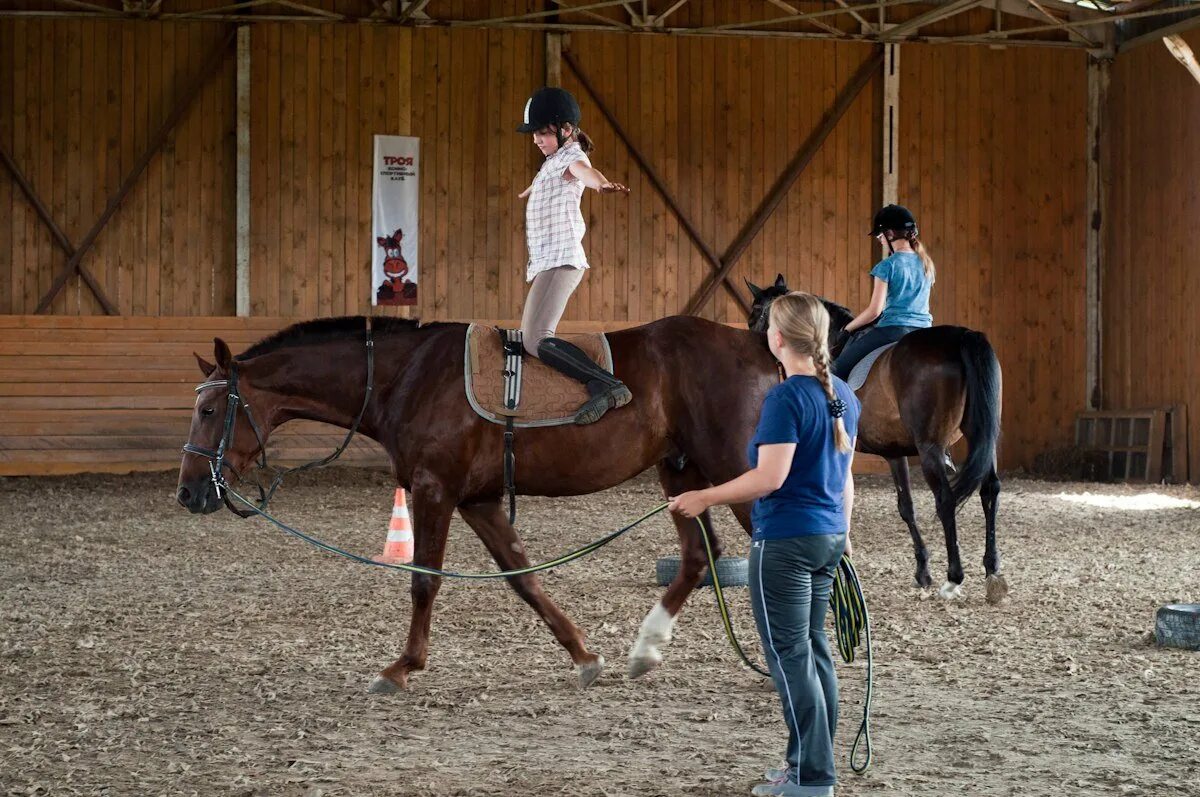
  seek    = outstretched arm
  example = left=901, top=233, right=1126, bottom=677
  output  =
left=566, top=160, right=630, bottom=194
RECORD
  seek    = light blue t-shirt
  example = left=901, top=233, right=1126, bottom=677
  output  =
left=747, top=376, right=861, bottom=541
left=870, top=251, right=932, bottom=328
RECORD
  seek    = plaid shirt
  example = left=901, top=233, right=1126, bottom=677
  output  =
left=525, top=142, right=591, bottom=281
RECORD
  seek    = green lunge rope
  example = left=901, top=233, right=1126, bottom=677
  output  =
left=831, top=555, right=874, bottom=774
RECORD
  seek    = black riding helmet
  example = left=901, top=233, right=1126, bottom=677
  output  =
left=869, top=204, right=918, bottom=237
left=517, top=87, right=582, bottom=147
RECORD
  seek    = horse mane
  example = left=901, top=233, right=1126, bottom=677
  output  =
left=820, top=299, right=854, bottom=332
left=238, top=316, right=439, bottom=360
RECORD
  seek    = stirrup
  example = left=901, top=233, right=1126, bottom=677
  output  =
left=574, top=382, right=633, bottom=425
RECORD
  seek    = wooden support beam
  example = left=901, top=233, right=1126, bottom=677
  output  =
left=35, top=28, right=236, bottom=315
left=1162, top=33, right=1200, bottom=85
left=562, top=50, right=751, bottom=315
left=236, top=25, right=251, bottom=317
left=685, top=48, right=885, bottom=317
left=0, top=143, right=119, bottom=315
left=881, top=37, right=900, bottom=207
left=1119, top=11, right=1200, bottom=52
left=1085, top=53, right=1110, bottom=410
left=882, top=0, right=985, bottom=39
left=546, top=31, right=564, bottom=86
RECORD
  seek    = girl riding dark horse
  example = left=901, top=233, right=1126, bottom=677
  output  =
left=747, top=275, right=1007, bottom=606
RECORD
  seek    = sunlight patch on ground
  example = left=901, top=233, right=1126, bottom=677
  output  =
left=1055, top=492, right=1200, bottom=511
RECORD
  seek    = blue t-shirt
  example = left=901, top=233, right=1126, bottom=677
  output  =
left=748, top=376, right=861, bottom=540
left=871, top=251, right=932, bottom=328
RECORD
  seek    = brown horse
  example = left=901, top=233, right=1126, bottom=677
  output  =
left=747, top=275, right=1007, bottom=605
left=177, top=315, right=781, bottom=691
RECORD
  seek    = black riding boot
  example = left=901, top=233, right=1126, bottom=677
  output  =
left=536, top=337, right=633, bottom=425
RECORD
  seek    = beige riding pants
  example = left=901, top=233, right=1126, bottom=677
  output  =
left=520, top=266, right=585, bottom=357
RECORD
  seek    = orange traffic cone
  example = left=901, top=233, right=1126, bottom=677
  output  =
left=376, top=488, right=414, bottom=564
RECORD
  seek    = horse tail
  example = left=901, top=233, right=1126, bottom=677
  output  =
left=953, top=329, right=1002, bottom=507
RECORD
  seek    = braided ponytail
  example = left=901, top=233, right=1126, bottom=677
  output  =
left=769, top=292, right=854, bottom=453
left=813, top=348, right=853, bottom=453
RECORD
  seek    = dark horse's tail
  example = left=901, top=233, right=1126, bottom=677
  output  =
left=953, top=329, right=1002, bottom=507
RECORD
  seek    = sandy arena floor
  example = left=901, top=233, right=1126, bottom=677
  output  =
left=2, top=468, right=1199, bottom=796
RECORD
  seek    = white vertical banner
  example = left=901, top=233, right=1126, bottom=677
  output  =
left=372, top=135, right=420, bottom=307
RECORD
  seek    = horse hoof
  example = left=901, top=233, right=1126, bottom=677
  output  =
left=938, top=581, right=964, bottom=600
left=627, top=652, right=662, bottom=679
left=577, top=656, right=605, bottom=689
left=985, top=574, right=1009, bottom=605
left=914, top=572, right=933, bottom=589
left=367, top=675, right=403, bottom=694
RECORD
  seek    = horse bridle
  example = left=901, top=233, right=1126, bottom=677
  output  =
left=182, top=318, right=376, bottom=517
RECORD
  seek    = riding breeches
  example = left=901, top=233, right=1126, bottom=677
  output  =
left=520, top=265, right=585, bottom=357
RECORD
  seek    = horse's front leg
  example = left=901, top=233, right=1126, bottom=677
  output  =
left=628, top=459, right=720, bottom=679
left=457, top=499, right=604, bottom=688
left=369, top=478, right=455, bottom=694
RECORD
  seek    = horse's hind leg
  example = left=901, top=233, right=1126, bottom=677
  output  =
left=370, top=480, right=454, bottom=694
left=889, top=456, right=933, bottom=588
left=980, top=464, right=1008, bottom=604
left=628, top=459, right=719, bottom=679
left=918, top=444, right=965, bottom=599
left=457, top=499, right=604, bottom=688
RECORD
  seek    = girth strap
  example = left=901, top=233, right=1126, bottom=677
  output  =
left=500, top=329, right=524, bottom=525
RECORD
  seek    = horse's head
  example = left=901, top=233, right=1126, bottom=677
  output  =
left=746, top=273, right=790, bottom=333
left=745, top=274, right=857, bottom=356
left=176, top=338, right=273, bottom=515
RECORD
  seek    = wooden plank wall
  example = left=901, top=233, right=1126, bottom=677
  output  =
left=1105, top=31, right=1200, bottom=483
left=0, top=19, right=236, bottom=316
left=899, top=42, right=1089, bottom=475
left=2, top=9, right=1092, bottom=474
left=0, top=315, right=387, bottom=475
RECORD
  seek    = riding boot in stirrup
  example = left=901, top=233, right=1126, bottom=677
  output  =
left=536, top=337, right=633, bottom=425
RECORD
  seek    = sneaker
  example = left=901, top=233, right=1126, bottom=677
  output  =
left=751, top=780, right=834, bottom=797
left=764, top=765, right=789, bottom=784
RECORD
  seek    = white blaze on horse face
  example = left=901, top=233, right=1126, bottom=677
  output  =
left=630, top=601, right=675, bottom=661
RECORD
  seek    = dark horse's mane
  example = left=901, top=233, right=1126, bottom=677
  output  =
left=239, top=316, right=444, bottom=360
left=820, top=299, right=855, bottom=332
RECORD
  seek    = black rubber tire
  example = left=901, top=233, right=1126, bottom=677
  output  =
left=1155, top=604, right=1200, bottom=651
left=655, top=555, right=749, bottom=588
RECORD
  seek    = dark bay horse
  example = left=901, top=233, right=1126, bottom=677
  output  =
left=747, top=275, right=1007, bottom=605
left=177, top=316, right=780, bottom=691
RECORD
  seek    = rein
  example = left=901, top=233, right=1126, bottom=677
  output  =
left=182, top=318, right=376, bottom=517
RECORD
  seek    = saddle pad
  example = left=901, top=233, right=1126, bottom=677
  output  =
left=847, top=343, right=898, bottom=391
left=464, top=323, right=615, bottom=428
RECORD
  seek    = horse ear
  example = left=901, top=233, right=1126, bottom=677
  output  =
left=745, top=279, right=763, bottom=300
left=194, top=353, right=217, bottom=377
left=774, top=273, right=787, bottom=290
left=213, top=338, right=233, bottom=370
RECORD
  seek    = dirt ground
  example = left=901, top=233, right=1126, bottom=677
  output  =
left=2, top=467, right=1199, bottom=797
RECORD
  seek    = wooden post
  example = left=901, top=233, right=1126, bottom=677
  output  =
left=546, top=32, right=563, bottom=86
left=881, top=35, right=899, bottom=208
left=1085, top=49, right=1111, bottom=411
left=236, top=25, right=251, bottom=316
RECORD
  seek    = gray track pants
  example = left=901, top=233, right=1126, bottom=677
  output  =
left=750, top=532, right=847, bottom=791
left=520, top=266, right=585, bottom=357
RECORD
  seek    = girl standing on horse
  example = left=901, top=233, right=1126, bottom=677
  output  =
left=669, top=292, right=861, bottom=797
left=832, top=204, right=936, bottom=380
left=516, top=87, right=632, bottom=424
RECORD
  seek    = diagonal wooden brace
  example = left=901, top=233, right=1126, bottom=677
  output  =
left=684, top=47, right=883, bottom=317
left=1, top=142, right=119, bottom=314
left=33, top=27, right=237, bottom=315
left=562, top=50, right=750, bottom=316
